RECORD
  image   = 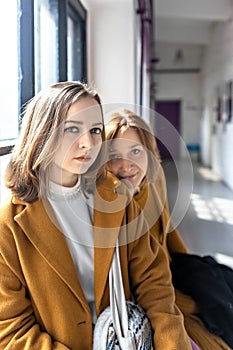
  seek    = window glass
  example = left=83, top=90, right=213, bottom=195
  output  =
left=67, top=16, right=76, bottom=80
left=34, top=0, right=59, bottom=92
left=67, top=5, right=86, bottom=82
left=0, top=1, right=19, bottom=141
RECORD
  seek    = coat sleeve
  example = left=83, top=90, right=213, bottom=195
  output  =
left=161, top=190, right=188, bottom=255
left=0, top=228, right=70, bottom=350
left=126, top=205, right=192, bottom=350
left=153, top=167, right=188, bottom=254
left=167, top=227, right=188, bottom=254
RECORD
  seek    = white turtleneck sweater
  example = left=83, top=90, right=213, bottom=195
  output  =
left=47, top=179, right=97, bottom=323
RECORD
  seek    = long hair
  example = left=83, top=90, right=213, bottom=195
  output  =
left=5, top=81, right=106, bottom=202
left=105, top=110, right=161, bottom=186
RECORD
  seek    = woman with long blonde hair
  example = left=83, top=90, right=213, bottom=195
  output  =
left=106, top=110, right=231, bottom=350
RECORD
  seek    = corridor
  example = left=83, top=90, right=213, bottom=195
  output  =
left=163, top=158, right=233, bottom=268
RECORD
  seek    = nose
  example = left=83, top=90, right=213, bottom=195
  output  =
left=78, top=131, right=94, bottom=150
left=118, top=158, right=135, bottom=173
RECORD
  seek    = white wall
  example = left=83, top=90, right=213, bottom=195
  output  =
left=201, top=19, right=233, bottom=190
left=81, top=0, right=135, bottom=106
left=155, top=72, right=202, bottom=158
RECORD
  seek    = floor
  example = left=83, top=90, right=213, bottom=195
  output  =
left=162, top=158, right=233, bottom=268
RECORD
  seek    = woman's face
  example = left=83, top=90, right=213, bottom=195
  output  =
left=51, top=97, right=103, bottom=186
left=108, top=128, right=148, bottom=193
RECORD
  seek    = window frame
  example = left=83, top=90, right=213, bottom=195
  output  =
left=0, top=0, right=87, bottom=199
left=20, top=0, right=35, bottom=108
left=67, top=0, right=87, bottom=82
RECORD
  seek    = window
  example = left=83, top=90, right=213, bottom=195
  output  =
left=0, top=0, right=87, bottom=205
left=34, top=0, right=59, bottom=92
left=0, top=1, right=19, bottom=204
left=67, top=1, right=87, bottom=82
left=0, top=1, right=19, bottom=142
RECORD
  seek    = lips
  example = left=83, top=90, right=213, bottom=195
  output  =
left=74, top=155, right=91, bottom=162
left=119, top=173, right=138, bottom=180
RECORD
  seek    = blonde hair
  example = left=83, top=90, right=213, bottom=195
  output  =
left=105, top=110, right=161, bottom=186
left=5, top=81, right=105, bottom=202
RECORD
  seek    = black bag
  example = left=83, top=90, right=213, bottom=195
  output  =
left=171, top=252, right=233, bottom=348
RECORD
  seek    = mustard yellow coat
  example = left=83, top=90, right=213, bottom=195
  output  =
left=0, top=173, right=192, bottom=350
left=134, top=181, right=231, bottom=350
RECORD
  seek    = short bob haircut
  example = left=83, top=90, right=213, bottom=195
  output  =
left=105, top=110, right=161, bottom=187
left=5, top=81, right=106, bottom=202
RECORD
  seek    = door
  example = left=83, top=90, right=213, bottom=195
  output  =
left=155, top=100, right=181, bottom=159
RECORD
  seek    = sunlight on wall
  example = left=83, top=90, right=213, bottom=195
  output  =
left=191, top=193, right=233, bottom=225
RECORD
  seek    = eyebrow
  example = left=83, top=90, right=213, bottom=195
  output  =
left=64, top=120, right=103, bottom=126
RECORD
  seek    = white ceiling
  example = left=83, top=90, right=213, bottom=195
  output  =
left=155, top=0, right=233, bottom=45
left=154, top=0, right=233, bottom=69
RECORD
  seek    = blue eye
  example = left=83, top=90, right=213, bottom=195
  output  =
left=64, top=126, right=79, bottom=133
left=131, top=148, right=140, bottom=155
left=90, top=127, right=102, bottom=134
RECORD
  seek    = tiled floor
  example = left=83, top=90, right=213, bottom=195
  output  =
left=162, top=158, right=233, bottom=268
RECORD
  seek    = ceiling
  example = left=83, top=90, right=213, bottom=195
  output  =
left=153, top=0, right=233, bottom=70
left=155, top=0, right=233, bottom=45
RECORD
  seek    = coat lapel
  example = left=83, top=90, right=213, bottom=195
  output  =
left=14, top=198, right=87, bottom=307
left=93, top=175, right=128, bottom=314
